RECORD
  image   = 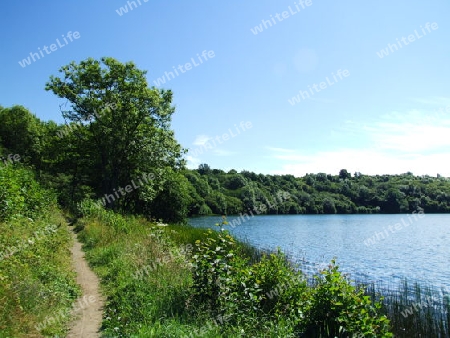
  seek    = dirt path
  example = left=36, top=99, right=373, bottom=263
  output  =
left=67, top=229, right=104, bottom=338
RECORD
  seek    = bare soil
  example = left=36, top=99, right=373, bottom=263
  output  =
left=67, top=229, right=104, bottom=338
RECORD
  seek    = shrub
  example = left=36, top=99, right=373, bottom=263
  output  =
left=190, top=219, right=393, bottom=337
left=190, top=219, right=304, bottom=332
left=0, top=165, right=56, bottom=222
left=198, top=203, right=213, bottom=215
left=304, top=260, right=392, bottom=337
left=191, top=228, right=237, bottom=315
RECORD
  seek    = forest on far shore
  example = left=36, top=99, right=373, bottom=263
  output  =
left=184, top=164, right=450, bottom=216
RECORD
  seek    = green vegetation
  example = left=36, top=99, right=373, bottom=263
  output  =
left=74, top=201, right=226, bottom=337
left=364, top=280, right=450, bottom=337
left=3, top=87, right=450, bottom=223
left=1, top=56, right=188, bottom=222
left=74, top=208, right=393, bottom=337
left=184, top=165, right=450, bottom=216
left=0, top=165, right=80, bottom=337
left=72, top=208, right=450, bottom=337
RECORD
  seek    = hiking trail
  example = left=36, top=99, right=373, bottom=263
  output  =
left=67, top=228, right=104, bottom=338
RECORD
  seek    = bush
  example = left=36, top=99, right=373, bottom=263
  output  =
left=190, top=223, right=304, bottom=332
left=198, top=203, right=213, bottom=215
left=190, top=220, right=393, bottom=337
left=304, top=260, right=392, bottom=337
left=76, top=198, right=130, bottom=233
left=191, top=228, right=237, bottom=315
left=0, top=165, right=56, bottom=222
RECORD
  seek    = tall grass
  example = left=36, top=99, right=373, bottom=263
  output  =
left=362, top=279, right=450, bottom=337
left=74, top=208, right=214, bottom=336
left=0, top=209, right=80, bottom=337
left=0, top=165, right=80, bottom=337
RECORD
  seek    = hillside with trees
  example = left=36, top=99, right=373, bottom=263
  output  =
left=184, top=164, right=450, bottom=216
left=3, top=97, right=450, bottom=219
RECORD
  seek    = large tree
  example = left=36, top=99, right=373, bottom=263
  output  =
left=45, top=57, right=185, bottom=212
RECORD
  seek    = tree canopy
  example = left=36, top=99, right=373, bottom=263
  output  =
left=44, top=57, right=185, bottom=215
left=182, top=164, right=450, bottom=216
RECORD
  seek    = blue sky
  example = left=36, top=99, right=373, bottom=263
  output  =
left=1, top=1, right=449, bottom=176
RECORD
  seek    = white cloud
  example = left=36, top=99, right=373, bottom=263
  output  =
left=365, top=111, right=450, bottom=152
left=267, top=110, right=450, bottom=177
left=271, top=149, right=449, bottom=177
left=193, top=134, right=212, bottom=146
left=185, top=155, right=201, bottom=169
left=186, top=136, right=236, bottom=169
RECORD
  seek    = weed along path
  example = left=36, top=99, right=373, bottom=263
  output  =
left=67, top=228, right=104, bottom=337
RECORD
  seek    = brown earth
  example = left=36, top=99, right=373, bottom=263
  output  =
left=67, top=229, right=104, bottom=338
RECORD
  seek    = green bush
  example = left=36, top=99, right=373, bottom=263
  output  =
left=304, top=260, right=392, bottom=337
left=0, top=165, right=56, bottom=222
left=198, top=203, right=213, bottom=215
left=191, top=228, right=237, bottom=314
left=190, top=220, right=393, bottom=337
left=190, top=222, right=304, bottom=332
left=76, top=198, right=130, bottom=233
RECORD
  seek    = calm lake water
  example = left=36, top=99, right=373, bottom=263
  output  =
left=188, top=214, right=450, bottom=291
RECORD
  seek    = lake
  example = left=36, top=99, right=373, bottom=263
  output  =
left=188, top=214, right=450, bottom=292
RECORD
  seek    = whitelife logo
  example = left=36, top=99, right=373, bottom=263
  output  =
left=288, top=69, right=350, bottom=106
left=115, top=0, right=149, bottom=16
left=18, top=31, right=81, bottom=68
left=95, top=172, right=154, bottom=208
left=250, top=0, right=313, bottom=35
left=189, top=121, right=253, bottom=158
left=152, top=50, right=215, bottom=87
left=0, top=154, right=21, bottom=168
left=376, top=22, right=438, bottom=58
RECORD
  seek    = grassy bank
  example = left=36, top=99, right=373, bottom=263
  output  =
left=0, top=165, right=80, bottom=337
left=75, top=201, right=259, bottom=337
left=75, top=200, right=392, bottom=337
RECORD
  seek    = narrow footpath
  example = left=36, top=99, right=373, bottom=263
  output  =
left=67, top=229, right=104, bottom=338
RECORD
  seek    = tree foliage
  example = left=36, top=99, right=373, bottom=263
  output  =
left=44, top=57, right=184, bottom=214
left=184, top=165, right=450, bottom=216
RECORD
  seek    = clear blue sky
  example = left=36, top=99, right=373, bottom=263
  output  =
left=1, top=1, right=449, bottom=176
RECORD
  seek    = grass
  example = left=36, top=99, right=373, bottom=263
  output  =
left=75, top=206, right=277, bottom=337
left=0, top=208, right=80, bottom=337
left=74, top=207, right=388, bottom=337
left=363, top=279, right=450, bottom=337
left=75, top=212, right=236, bottom=337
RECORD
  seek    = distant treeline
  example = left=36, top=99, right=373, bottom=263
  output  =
left=2, top=103, right=450, bottom=220
left=184, top=164, right=450, bottom=216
